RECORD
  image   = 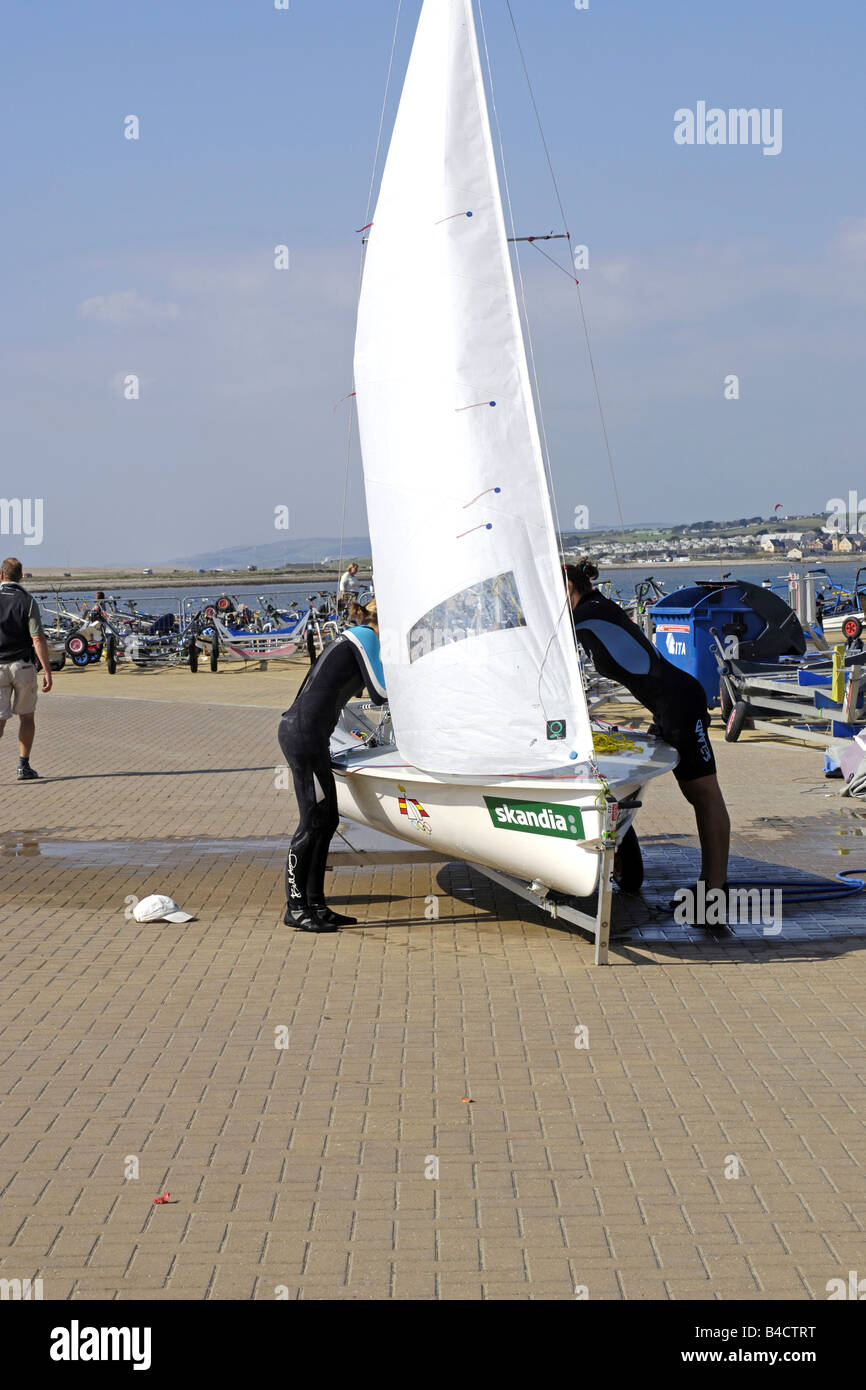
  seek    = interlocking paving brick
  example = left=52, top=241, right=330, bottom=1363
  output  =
left=1, top=678, right=865, bottom=1300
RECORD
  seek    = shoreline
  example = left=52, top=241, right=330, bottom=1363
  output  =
left=600, top=555, right=848, bottom=571
left=23, top=554, right=852, bottom=593
left=21, top=567, right=373, bottom=593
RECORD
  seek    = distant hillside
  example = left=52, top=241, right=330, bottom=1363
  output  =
left=167, top=537, right=371, bottom=569
left=169, top=513, right=823, bottom=571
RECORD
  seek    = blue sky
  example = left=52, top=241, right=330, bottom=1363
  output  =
left=2, top=0, right=864, bottom=564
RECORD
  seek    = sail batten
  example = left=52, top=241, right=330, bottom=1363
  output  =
left=354, top=0, right=594, bottom=775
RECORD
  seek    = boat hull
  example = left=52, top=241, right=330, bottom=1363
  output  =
left=330, top=703, right=678, bottom=900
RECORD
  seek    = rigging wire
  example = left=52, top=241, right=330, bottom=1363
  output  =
left=339, top=0, right=404, bottom=583
left=503, top=0, right=626, bottom=536
left=477, top=0, right=595, bottom=753
left=477, top=0, right=564, bottom=552
left=362, top=0, right=404, bottom=233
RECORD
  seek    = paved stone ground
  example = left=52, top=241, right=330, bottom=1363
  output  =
left=0, top=664, right=864, bottom=1300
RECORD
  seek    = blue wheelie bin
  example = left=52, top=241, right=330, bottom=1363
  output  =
left=649, top=580, right=805, bottom=706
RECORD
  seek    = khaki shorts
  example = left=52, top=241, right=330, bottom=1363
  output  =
left=0, top=661, right=38, bottom=721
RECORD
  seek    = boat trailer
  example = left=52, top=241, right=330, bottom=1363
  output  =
left=714, top=629, right=866, bottom=748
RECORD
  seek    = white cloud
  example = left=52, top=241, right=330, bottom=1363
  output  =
left=522, top=217, right=866, bottom=348
left=834, top=217, right=866, bottom=260
left=78, top=289, right=179, bottom=325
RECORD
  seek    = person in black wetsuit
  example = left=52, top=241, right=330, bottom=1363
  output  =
left=277, top=598, right=387, bottom=933
left=565, top=560, right=730, bottom=896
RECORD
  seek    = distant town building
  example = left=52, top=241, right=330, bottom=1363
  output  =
left=831, top=534, right=865, bottom=554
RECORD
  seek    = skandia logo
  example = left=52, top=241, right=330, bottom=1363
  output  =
left=484, top=796, right=585, bottom=841
left=50, top=1321, right=151, bottom=1371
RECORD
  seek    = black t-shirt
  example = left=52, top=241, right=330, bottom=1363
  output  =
left=571, top=590, right=705, bottom=718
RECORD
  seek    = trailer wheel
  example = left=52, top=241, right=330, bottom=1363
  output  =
left=843, top=616, right=862, bottom=641
left=188, top=641, right=199, bottom=673
left=613, top=825, right=644, bottom=894
left=209, top=634, right=219, bottom=672
left=719, top=683, right=734, bottom=722
left=725, top=699, right=749, bottom=743
left=65, top=633, right=87, bottom=658
left=105, top=634, right=117, bottom=675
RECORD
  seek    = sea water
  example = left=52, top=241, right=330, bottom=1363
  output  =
left=31, top=562, right=861, bottom=621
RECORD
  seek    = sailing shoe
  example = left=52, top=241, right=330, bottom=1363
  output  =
left=309, top=901, right=358, bottom=926
left=283, top=905, right=338, bottom=933
left=17, top=763, right=40, bottom=781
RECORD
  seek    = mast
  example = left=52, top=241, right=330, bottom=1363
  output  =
left=354, top=0, right=594, bottom=776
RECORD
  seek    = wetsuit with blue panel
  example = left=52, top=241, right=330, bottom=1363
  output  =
left=278, top=625, right=387, bottom=928
left=572, top=590, right=715, bottom=785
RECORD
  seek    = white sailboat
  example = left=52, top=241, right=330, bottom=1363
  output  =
left=330, top=0, right=677, bottom=962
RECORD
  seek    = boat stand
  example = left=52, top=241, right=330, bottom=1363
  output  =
left=474, top=841, right=617, bottom=966
left=716, top=645, right=866, bottom=748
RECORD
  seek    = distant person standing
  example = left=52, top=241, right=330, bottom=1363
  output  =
left=0, top=558, right=53, bottom=781
left=88, top=591, right=108, bottom=622
left=337, top=562, right=359, bottom=613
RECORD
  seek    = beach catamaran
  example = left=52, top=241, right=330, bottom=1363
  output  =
left=329, top=0, right=677, bottom=962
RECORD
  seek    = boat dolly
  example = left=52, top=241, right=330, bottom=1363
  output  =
left=713, top=628, right=866, bottom=748
left=474, top=852, right=617, bottom=965
left=473, top=792, right=644, bottom=966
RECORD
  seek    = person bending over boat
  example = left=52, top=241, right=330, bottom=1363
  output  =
left=564, top=560, right=730, bottom=898
left=277, top=598, right=386, bottom=932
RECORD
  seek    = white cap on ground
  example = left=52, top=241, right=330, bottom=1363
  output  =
left=132, top=894, right=195, bottom=924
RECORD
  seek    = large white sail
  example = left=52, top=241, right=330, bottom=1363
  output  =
left=354, top=0, right=594, bottom=775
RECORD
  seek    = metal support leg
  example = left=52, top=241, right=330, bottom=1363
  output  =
left=594, top=843, right=615, bottom=966
left=474, top=841, right=618, bottom=966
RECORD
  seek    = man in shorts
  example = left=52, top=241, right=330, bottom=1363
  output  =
left=0, top=557, right=53, bottom=780
left=564, top=560, right=730, bottom=895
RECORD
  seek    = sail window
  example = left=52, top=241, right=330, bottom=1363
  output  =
left=408, top=571, right=527, bottom=663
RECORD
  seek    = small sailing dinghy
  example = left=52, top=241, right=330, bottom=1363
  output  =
left=330, top=0, right=677, bottom=962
